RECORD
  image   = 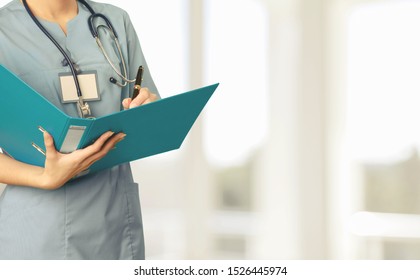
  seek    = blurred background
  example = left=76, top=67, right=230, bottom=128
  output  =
left=2, top=0, right=420, bottom=259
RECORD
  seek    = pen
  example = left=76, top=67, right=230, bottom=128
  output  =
left=132, top=65, right=144, bottom=99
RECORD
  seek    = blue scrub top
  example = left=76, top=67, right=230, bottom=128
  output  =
left=0, top=0, right=158, bottom=259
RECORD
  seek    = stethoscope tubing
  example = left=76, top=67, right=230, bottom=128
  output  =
left=22, top=0, right=84, bottom=101
left=22, top=0, right=135, bottom=118
left=81, top=0, right=135, bottom=85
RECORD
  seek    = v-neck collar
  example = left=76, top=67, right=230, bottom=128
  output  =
left=19, top=0, right=89, bottom=38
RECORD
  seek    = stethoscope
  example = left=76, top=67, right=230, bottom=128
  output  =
left=22, top=0, right=135, bottom=118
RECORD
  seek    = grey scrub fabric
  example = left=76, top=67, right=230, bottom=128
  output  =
left=0, top=0, right=158, bottom=259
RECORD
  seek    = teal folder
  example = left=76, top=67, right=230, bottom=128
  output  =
left=0, top=64, right=218, bottom=175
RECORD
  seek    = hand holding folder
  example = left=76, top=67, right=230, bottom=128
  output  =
left=0, top=64, right=218, bottom=176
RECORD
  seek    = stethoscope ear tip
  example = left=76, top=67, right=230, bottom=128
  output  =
left=109, top=77, right=128, bottom=87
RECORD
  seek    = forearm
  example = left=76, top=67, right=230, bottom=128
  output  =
left=0, top=153, right=45, bottom=188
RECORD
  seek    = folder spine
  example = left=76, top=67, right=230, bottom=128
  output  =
left=60, top=118, right=93, bottom=152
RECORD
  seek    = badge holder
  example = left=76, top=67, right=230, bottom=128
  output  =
left=59, top=71, right=100, bottom=119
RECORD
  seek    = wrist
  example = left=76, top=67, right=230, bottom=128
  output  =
left=36, top=170, right=64, bottom=190
left=0, top=154, right=63, bottom=190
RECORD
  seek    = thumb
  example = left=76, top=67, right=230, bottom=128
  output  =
left=43, top=131, right=56, bottom=156
left=122, top=98, right=132, bottom=110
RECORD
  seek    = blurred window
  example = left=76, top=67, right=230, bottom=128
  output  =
left=346, top=0, right=420, bottom=259
left=203, top=0, right=268, bottom=258
left=203, top=0, right=268, bottom=168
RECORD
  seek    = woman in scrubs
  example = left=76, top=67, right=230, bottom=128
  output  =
left=0, top=0, right=158, bottom=259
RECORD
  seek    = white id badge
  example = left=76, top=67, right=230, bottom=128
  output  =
left=59, top=71, right=101, bottom=103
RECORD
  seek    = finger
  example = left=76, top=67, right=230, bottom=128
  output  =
left=122, top=98, right=132, bottom=110
left=83, top=133, right=126, bottom=166
left=43, top=131, right=56, bottom=157
left=142, top=94, right=158, bottom=105
left=129, top=88, right=151, bottom=108
left=77, top=131, right=116, bottom=158
left=142, top=98, right=153, bottom=105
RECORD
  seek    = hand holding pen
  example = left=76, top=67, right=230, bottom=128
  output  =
left=122, top=65, right=158, bottom=110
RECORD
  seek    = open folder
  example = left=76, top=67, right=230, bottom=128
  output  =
left=0, top=64, right=218, bottom=175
